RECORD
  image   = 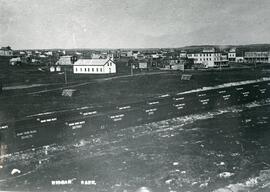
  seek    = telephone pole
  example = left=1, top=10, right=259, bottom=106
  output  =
left=130, top=59, right=133, bottom=76
left=64, top=67, right=68, bottom=86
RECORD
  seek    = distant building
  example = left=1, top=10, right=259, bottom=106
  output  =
left=55, top=55, right=77, bottom=71
left=9, top=57, right=21, bottom=66
left=228, top=48, right=236, bottom=61
left=244, top=52, right=270, bottom=63
left=180, top=51, right=187, bottom=58
left=45, top=51, right=53, bottom=56
left=91, top=53, right=105, bottom=59
left=236, top=56, right=244, bottom=63
left=50, top=66, right=61, bottom=72
left=120, top=51, right=132, bottom=58
left=132, top=51, right=140, bottom=59
left=138, top=60, right=148, bottom=69
left=26, top=50, right=32, bottom=56
left=219, top=54, right=229, bottom=67
left=165, top=58, right=193, bottom=71
left=73, top=58, right=116, bottom=74
left=91, top=53, right=112, bottom=59
left=202, top=47, right=216, bottom=53
left=56, top=56, right=77, bottom=66
left=187, top=48, right=227, bottom=68
left=0, top=46, right=13, bottom=57
left=137, top=54, right=146, bottom=61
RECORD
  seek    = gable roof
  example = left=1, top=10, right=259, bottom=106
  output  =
left=74, top=58, right=114, bottom=66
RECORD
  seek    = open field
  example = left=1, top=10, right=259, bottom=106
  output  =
left=1, top=67, right=270, bottom=123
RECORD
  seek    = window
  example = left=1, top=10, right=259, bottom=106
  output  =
left=75, top=67, right=78, bottom=72
left=100, top=68, right=102, bottom=72
left=88, top=68, right=90, bottom=72
left=80, top=68, right=82, bottom=72
left=85, top=68, right=87, bottom=72
left=96, top=68, right=98, bottom=72
left=92, top=68, right=94, bottom=72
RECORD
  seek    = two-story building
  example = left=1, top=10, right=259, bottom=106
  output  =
left=228, top=48, right=236, bottom=61
left=187, top=48, right=223, bottom=68
left=244, top=52, right=270, bottom=63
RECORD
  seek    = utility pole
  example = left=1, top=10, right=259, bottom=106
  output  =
left=64, top=67, right=68, bottom=86
left=130, top=59, right=133, bottom=76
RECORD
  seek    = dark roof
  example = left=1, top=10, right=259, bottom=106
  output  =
left=1, top=46, right=12, bottom=51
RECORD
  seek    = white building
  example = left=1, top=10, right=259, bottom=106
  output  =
left=56, top=56, right=75, bottom=66
left=55, top=56, right=77, bottom=71
left=187, top=48, right=228, bottom=68
left=50, top=66, right=61, bottom=72
left=9, top=57, right=21, bottom=66
left=180, top=51, right=187, bottom=58
left=0, top=47, right=13, bottom=57
left=73, top=58, right=116, bottom=74
left=228, top=48, right=236, bottom=61
left=91, top=53, right=110, bottom=59
left=244, top=52, right=270, bottom=63
left=187, top=51, right=221, bottom=68
left=236, top=56, right=244, bottom=63
left=45, top=51, right=53, bottom=56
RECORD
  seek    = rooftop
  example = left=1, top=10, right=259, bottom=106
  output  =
left=1, top=46, right=12, bottom=51
left=74, top=58, right=112, bottom=66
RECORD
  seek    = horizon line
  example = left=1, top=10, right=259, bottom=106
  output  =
left=9, top=43, right=270, bottom=51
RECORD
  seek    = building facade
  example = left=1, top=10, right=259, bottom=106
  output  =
left=180, top=51, right=187, bottom=58
left=73, top=58, right=116, bottom=74
left=228, top=48, right=236, bottom=61
left=244, top=52, right=270, bottom=63
left=236, top=56, right=244, bottom=63
left=56, top=56, right=77, bottom=66
left=187, top=52, right=221, bottom=68
left=0, top=47, right=13, bottom=57
left=186, top=48, right=228, bottom=68
left=55, top=55, right=77, bottom=72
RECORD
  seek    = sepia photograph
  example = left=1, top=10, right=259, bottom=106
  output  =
left=1, top=0, right=270, bottom=191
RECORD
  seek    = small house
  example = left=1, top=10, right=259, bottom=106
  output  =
left=9, top=57, right=21, bottom=66
left=55, top=55, right=77, bottom=72
left=0, top=46, right=13, bottom=57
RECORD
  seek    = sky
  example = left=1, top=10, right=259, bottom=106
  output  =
left=1, top=0, right=270, bottom=49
